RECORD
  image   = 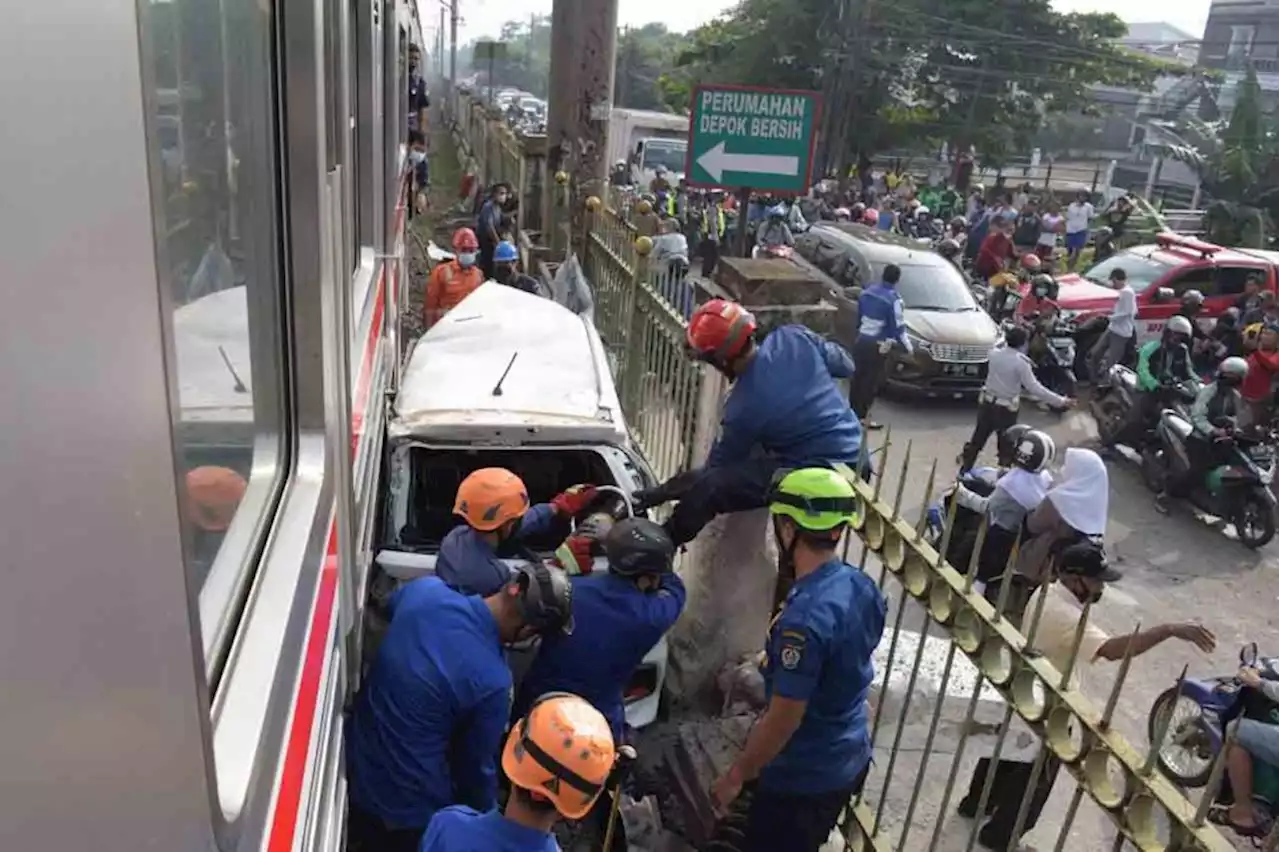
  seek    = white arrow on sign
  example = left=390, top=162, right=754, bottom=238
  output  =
left=696, top=140, right=800, bottom=182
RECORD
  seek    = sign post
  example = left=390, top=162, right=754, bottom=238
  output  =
left=685, top=84, right=821, bottom=194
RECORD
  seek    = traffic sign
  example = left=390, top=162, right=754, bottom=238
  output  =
left=685, top=84, right=821, bottom=193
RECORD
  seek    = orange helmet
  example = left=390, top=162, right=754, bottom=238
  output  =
left=1019, top=253, right=1042, bottom=272
left=453, top=227, right=479, bottom=252
left=687, top=299, right=757, bottom=363
left=185, top=466, right=248, bottom=532
left=502, top=693, right=616, bottom=819
left=454, top=467, right=530, bottom=531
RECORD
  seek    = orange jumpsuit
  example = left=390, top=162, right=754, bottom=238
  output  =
left=424, top=261, right=484, bottom=328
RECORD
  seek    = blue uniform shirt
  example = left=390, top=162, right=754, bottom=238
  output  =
left=436, top=504, right=558, bottom=597
left=760, top=559, right=886, bottom=794
left=857, top=282, right=911, bottom=351
left=708, top=325, right=861, bottom=469
left=514, top=571, right=687, bottom=737
left=345, top=577, right=512, bottom=829
left=420, top=807, right=560, bottom=852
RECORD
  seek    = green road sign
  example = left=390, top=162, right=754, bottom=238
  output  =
left=685, top=84, right=821, bottom=193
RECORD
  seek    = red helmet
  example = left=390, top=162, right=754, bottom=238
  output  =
left=453, top=227, right=479, bottom=252
left=862, top=208, right=879, bottom=225
left=1019, top=253, right=1042, bottom=272
left=687, top=299, right=757, bottom=363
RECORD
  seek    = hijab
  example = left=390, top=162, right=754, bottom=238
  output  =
left=996, top=468, right=1052, bottom=511
left=1046, top=448, right=1109, bottom=536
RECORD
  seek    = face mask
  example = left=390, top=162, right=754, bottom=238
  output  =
left=457, top=252, right=477, bottom=267
left=410, top=150, right=425, bottom=165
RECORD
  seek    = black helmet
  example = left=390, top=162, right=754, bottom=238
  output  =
left=950, top=215, right=968, bottom=231
left=996, top=424, right=1033, bottom=468
left=604, top=517, right=675, bottom=577
left=938, top=238, right=960, bottom=258
left=1011, top=429, right=1056, bottom=473
left=512, top=561, right=574, bottom=635
left=1030, top=273, right=1056, bottom=296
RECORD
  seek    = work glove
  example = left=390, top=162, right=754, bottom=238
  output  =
left=554, top=535, right=595, bottom=575
left=551, top=484, right=598, bottom=517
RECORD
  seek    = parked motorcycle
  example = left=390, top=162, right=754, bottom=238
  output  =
left=1143, top=413, right=1278, bottom=548
left=1148, top=643, right=1279, bottom=843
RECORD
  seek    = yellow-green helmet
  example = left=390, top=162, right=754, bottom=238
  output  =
left=768, top=467, right=862, bottom=532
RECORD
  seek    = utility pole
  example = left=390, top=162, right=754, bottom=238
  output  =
left=449, top=0, right=458, bottom=85
left=570, top=0, right=619, bottom=208
left=544, top=0, right=580, bottom=239
left=438, top=7, right=446, bottom=81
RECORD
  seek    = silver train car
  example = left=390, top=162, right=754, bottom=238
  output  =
left=0, top=0, right=420, bottom=849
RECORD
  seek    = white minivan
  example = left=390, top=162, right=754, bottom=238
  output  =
left=370, top=282, right=670, bottom=728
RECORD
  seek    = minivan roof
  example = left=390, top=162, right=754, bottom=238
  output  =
left=173, top=286, right=253, bottom=424
left=391, top=283, right=628, bottom=445
left=812, top=222, right=946, bottom=266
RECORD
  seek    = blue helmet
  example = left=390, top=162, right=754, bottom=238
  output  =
left=768, top=203, right=787, bottom=218
left=494, top=241, right=519, bottom=263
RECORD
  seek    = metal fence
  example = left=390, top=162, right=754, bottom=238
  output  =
left=828, top=432, right=1239, bottom=852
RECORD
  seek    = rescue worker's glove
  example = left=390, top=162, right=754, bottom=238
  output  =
left=554, top=535, right=595, bottom=575
left=551, top=484, right=599, bottom=517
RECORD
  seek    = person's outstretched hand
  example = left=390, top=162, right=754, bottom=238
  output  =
left=551, top=484, right=598, bottom=517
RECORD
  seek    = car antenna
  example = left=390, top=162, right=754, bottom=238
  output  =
left=219, top=345, right=248, bottom=393
left=492, top=351, right=518, bottom=396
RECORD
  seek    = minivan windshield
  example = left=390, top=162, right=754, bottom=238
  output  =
left=1081, top=252, right=1173, bottom=292
left=869, top=260, right=980, bottom=312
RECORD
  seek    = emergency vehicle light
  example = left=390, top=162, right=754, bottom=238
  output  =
left=1155, top=231, right=1221, bottom=259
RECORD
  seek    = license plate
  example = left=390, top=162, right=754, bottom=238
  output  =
left=941, top=362, right=983, bottom=377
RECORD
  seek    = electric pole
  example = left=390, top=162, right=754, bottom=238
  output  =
left=449, top=0, right=458, bottom=85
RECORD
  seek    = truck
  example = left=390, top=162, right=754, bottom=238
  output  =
left=607, top=107, right=690, bottom=188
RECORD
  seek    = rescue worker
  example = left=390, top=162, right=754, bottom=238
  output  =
left=435, top=468, right=598, bottom=597
left=1111, top=314, right=1198, bottom=451
left=514, top=518, right=685, bottom=738
left=424, top=228, right=484, bottom=329
left=492, top=240, right=543, bottom=296
left=184, top=465, right=248, bottom=579
left=421, top=693, right=618, bottom=852
left=1154, top=355, right=1249, bottom=513
left=710, top=468, right=887, bottom=852
left=849, top=263, right=912, bottom=430
left=958, top=325, right=1071, bottom=471
left=633, top=300, right=861, bottom=546
left=345, top=560, right=574, bottom=852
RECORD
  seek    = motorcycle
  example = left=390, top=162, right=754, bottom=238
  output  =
left=1148, top=642, right=1279, bottom=844
left=1091, top=365, right=1198, bottom=453
left=752, top=243, right=795, bottom=260
left=924, top=466, right=1003, bottom=574
left=1143, top=414, right=1278, bottom=548
left=1025, top=315, right=1078, bottom=401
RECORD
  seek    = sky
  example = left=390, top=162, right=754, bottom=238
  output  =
left=420, top=0, right=1213, bottom=47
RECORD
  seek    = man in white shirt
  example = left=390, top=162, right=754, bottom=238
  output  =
left=1087, top=267, right=1136, bottom=388
left=961, top=543, right=1217, bottom=850
left=1063, top=190, right=1095, bottom=270
left=959, top=325, right=1073, bottom=470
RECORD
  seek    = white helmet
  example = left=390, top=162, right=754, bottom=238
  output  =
left=916, top=205, right=931, bottom=217
left=1217, top=355, right=1249, bottom=383
left=1164, top=315, right=1193, bottom=338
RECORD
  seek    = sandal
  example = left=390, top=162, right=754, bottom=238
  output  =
left=1210, top=807, right=1269, bottom=838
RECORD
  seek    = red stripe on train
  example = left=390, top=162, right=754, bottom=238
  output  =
left=268, top=201, right=404, bottom=852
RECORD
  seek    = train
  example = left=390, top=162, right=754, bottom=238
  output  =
left=1, top=0, right=419, bottom=849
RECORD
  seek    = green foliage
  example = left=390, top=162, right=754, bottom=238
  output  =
left=671, top=0, right=1171, bottom=170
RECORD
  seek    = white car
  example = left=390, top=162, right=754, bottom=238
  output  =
left=371, top=282, right=670, bottom=729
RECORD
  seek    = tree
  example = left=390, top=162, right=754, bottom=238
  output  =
left=461, top=16, right=552, bottom=97
left=615, top=24, right=690, bottom=112
left=1150, top=67, right=1279, bottom=247
left=671, top=0, right=1174, bottom=173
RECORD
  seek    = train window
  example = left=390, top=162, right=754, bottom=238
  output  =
left=140, top=0, right=288, bottom=671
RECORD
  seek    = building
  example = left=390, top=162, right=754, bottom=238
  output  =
left=1197, top=0, right=1280, bottom=113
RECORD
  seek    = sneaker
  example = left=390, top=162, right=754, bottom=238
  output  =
left=865, top=420, right=885, bottom=430
left=1154, top=493, right=1170, bottom=514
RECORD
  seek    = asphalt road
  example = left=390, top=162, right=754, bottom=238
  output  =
left=847, top=392, right=1278, bottom=851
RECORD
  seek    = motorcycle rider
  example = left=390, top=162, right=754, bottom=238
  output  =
left=420, top=693, right=617, bottom=851
left=633, top=300, right=861, bottom=546
left=959, top=325, right=1071, bottom=471
left=1015, top=272, right=1059, bottom=321
left=345, top=561, right=574, bottom=852
left=648, top=165, right=671, bottom=195
left=1223, top=665, right=1279, bottom=837
left=435, top=468, right=598, bottom=597
left=513, top=518, right=686, bottom=739
left=1112, top=315, right=1198, bottom=451
left=1177, top=289, right=1210, bottom=346
left=710, top=468, right=887, bottom=852
left=610, top=159, right=629, bottom=187
left=1154, top=356, right=1249, bottom=514
left=937, top=237, right=963, bottom=270
left=756, top=204, right=795, bottom=252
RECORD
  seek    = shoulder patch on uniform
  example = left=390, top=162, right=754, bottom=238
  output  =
left=780, top=643, right=803, bottom=671
left=780, top=629, right=807, bottom=642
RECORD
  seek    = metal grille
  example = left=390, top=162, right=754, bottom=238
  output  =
left=931, top=342, right=991, bottom=363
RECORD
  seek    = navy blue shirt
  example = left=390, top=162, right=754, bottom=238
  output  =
left=345, top=578, right=511, bottom=829
left=708, top=325, right=860, bottom=469
left=514, top=571, right=686, bottom=737
left=759, top=559, right=886, bottom=794
left=435, top=503, right=557, bottom=597
left=408, top=74, right=429, bottom=132
left=420, top=807, right=560, bottom=852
